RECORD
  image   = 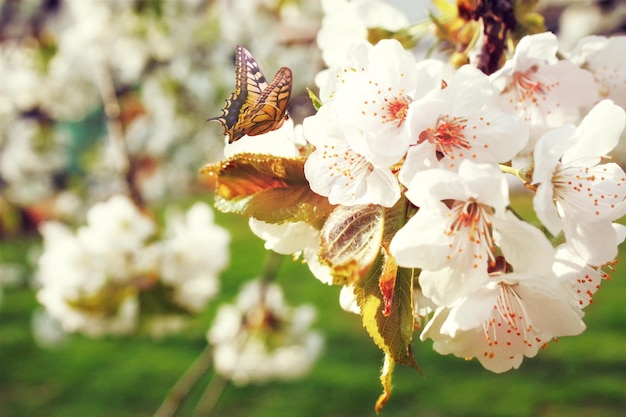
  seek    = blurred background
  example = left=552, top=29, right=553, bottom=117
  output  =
left=1, top=1, right=626, bottom=416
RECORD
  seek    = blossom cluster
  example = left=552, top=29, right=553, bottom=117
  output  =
left=36, top=195, right=230, bottom=337
left=311, top=31, right=626, bottom=373
left=4, top=0, right=626, bottom=408
left=4, top=0, right=326, bottom=388
left=208, top=279, right=323, bottom=385
left=206, top=0, right=626, bottom=379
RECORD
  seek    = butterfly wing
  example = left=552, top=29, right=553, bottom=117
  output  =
left=208, top=46, right=269, bottom=140
left=230, top=66, right=293, bottom=142
left=240, top=47, right=269, bottom=110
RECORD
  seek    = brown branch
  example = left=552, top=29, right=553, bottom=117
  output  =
left=96, top=57, right=145, bottom=208
left=467, top=0, right=516, bottom=75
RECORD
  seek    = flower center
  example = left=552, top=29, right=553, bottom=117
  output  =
left=382, top=96, right=410, bottom=126
left=419, top=115, right=470, bottom=157
left=503, top=64, right=558, bottom=106
left=512, top=65, right=545, bottom=95
left=447, top=200, right=497, bottom=268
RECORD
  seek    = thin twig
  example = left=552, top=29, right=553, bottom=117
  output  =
left=95, top=55, right=145, bottom=207
left=192, top=373, right=230, bottom=417
left=259, top=250, right=283, bottom=283
left=153, top=344, right=215, bottom=417
left=96, top=56, right=129, bottom=174
left=155, top=251, right=283, bottom=417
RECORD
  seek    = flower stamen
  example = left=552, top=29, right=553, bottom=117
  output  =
left=419, top=115, right=470, bottom=157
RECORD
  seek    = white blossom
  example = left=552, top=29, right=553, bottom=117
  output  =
left=391, top=160, right=555, bottom=305
left=421, top=269, right=585, bottom=373
left=401, top=65, right=528, bottom=183
left=532, top=100, right=626, bottom=265
left=316, top=0, right=409, bottom=68
left=490, top=32, right=599, bottom=147
left=158, top=203, right=230, bottom=312
left=303, top=101, right=401, bottom=207
left=35, top=195, right=155, bottom=336
left=208, top=280, right=323, bottom=385
left=568, top=35, right=626, bottom=109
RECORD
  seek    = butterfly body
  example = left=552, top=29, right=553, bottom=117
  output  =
left=210, top=46, right=293, bottom=143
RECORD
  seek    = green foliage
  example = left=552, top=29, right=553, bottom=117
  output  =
left=355, top=253, right=418, bottom=369
left=1, top=205, right=626, bottom=417
left=306, top=88, right=322, bottom=111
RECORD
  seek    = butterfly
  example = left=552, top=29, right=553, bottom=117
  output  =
left=209, top=45, right=293, bottom=143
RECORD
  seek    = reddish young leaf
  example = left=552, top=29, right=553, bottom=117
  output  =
left=201, top=153, right=333, bottom=224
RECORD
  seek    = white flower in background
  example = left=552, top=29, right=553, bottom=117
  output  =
left=0, top=45, right=46, bottom=111
left=125, top=73, right=191, bottom=157
left=421, top=266, right=586, bottom=373
left=490, top=32, right=598, bottom=146
left=36, top=195, right=156, bottom=335
left=303, top=101, right=401, bottom=207
left=35, top=195, right=232, bottom=337
left=56, top=0, right=148, bottom=85
left=0, top=118, right=67, bottom=206
left=317, top=0, right=409, bottom=68
left=207, top=280, right=323, bottom=385
left=391, top=160, right=554, bottom=305
left=37, top=221, right=105, bottom=295
left=213, top=0, right=323, bottom=93
left=77, top=194, right=155, bottom=256
left=400, top=65, right=528, bottom=183
left=39, top=46, right=101, bottom=121
left=36, top=220, right=141, bottom=336
left=159, top=203, right=230, bottom=312
left=0, top=0, right=244, bottom=211
left=533, top=100, right=626, bottom=265
left=568, top=35, right=626, bottom=109
left=545, top=2, right=626, bottom=50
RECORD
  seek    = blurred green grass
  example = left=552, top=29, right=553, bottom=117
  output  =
left=1, top=198, right=625, bottom=417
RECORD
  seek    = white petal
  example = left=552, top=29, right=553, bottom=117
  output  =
left=563, top=218, right=620, bottom=266
left=457, top=160, right=509, bottom=214
left=390, top=203, right=451, bottom=269
left=515, top=282, right=585, bottom=337
left=494, top=210, right=555, bottom=275
left=440, top=286, right=498, bottom=335
left=562, top=100, right=626, bottom=164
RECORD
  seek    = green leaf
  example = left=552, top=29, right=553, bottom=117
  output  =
left=319, top=204, right=384, bottom=285
left=381, top=194, right=410, bottom=246
left=367, top=27, right=419, bottom=50
left=307, top=88, right=322, bottom=111
left=375, top=354, right=395, bottom=413
left=201, top=153, right=334, bottom=225
left=354, top=250, right=419, bottom=371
